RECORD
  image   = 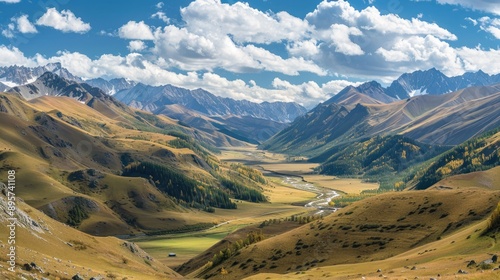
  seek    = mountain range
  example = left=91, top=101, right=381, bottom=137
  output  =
left=262, top=83, right=500, bottom=156
left=339, top=68, right=500, bottom=103
left=0, top=64, right=307, bottom=144
left=1, top=63, right=500, bottom=280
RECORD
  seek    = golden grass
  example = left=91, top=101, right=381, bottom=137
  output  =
left=0, top=199, right=181, bottom=280
left=302, top=175, right=379, bottom=194
left=258, top=163, right=318, bottom=175
left=263, top=178, right=317, bottom=204
left=244, top=219, right=500, bottom=280
left=431, top=166, right=500, bottom=191
left=200, top=188, right=500, bottom=280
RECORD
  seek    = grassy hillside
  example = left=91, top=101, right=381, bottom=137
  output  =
left=0, top=184, right=182, bottom=280
left=196, top=188, right=500, bottom=279
left=0, top=92, right=269, bottom=236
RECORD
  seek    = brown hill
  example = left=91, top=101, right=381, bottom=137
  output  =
left=197, top=188, right=500, bottom=279
left=262, top=83, right=500, bottom=156
left=0, top=92, right=268, bottom=237
left=0, top=184, right=182, bottom=279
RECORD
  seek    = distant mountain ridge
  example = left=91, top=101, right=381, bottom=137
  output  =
left=337, top=68, right=500, bottom=103
left=114, top=83, right=307, bottom=123
left=86, top=77, right=137, bottom=95
left=8, top=72, right=105, bottom=102
left=0, top=63, right=82, bottom=87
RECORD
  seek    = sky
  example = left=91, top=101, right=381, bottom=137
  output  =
left=0, top=0, right=499, bottom=108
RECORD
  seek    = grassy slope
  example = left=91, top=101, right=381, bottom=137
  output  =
left=245, top=219, right=500, bottom=280
left=198, top=188, right=500, bottom=279
left=0, top=92, right=269, bottom=237
left=0, top=193, right=182, bottom=280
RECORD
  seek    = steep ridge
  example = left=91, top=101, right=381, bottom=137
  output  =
left=86, top=77, right=137, bottom=95
left=262, top=83, right=500, bottom=155
left=327, top=81, right=395, bottom=105
left=385, top=68, right=500, bottom=99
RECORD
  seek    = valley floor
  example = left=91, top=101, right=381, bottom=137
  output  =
left=133, top=146, right=379, bottom=270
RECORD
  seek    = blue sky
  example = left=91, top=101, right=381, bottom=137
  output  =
left=0, top=0, right=499, bottom=107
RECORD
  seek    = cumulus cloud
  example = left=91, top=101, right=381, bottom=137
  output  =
left=180, top=0, right=310, bottom=44
left=152, top=24, right=325, bottom=75
left=437, top=0, right=500, bottom=16
left=118, top=21, right=155, bottom=40
left=36, top=8, right=91, bottom=33
left=299, top=0, right=462, bottom=80
left=0, top=44, right=351, bottom=106
left=15, top=15, right=37, bottom=34
left=128, top=40, right=147, bottom=52
left=0, top=45, right=41, bottom=66
left=458, top=46, right=500, bottom=74
left=0, top=0, right=21, bottom=3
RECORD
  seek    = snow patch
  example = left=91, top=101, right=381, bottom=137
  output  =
left=0, top=78, right=19, bottom=88
left=409, top=87, right=427, bottom=97
left=25, top=76, right=37, bottom=84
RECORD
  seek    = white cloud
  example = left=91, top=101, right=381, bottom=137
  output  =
left=0, top=44, right=349, bottom=107
left=322, top=24, right=364, bottom=56
left=128, top=40, right=147, bottom=52
left=180, top=0, right=310, bottom=44
left=0, top=0, right=21, bottom=2
left=152, top=25, right=325, bottom=75
left=297, top=0, right=462, bottom=80
left=465, top=17, right=478, bottom=26
left=1, top=23, right=15, bottom=38
left=287, top=39, right=320, bottom=58
left=118, top=21, right=155, bottom=40
left=375, top=35, right=464, bottom=76
left=458, top=46, right=500, bottom=74
left=36, top=8, right=91, bottom=33
left=156, top=2, right=164, bottom=9
left=437, top=0, right=500, bottom=16
left=0, top=45, right=39, bottom=66
left=15, top=15, right=37, bottom=34
left=151, top=11, right=170, bottom=23
left=476, top=17, right=500, bottom=39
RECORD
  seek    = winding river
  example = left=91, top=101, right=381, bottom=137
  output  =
left=268, top=173, right=339, bottom=215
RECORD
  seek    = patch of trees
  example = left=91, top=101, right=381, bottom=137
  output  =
left=67, top=203, right=89, bottom=227
left=219, top=177, right=267, bottom=203
left=123, top=162, right=236, bottom=210
left=317, top=135, right=447, bottom=177
left=229, top=163, right=267, bottom=184
left=413, top=128, right=500, bottom=190
left=209, top=231, right=265, bottom=268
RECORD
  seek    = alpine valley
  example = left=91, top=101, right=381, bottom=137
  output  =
left=1, top=63, right=500, bottom=280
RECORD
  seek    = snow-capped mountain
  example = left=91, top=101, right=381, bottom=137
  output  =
left=8, top=72, right=101, bottom=102
left=329, top=68, right=500, bottom=105
left=85, top=78, right=137, bottom=95
left=0, top=63, right=83, bottom=88
left=385, top=68, right=500, bottom=99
